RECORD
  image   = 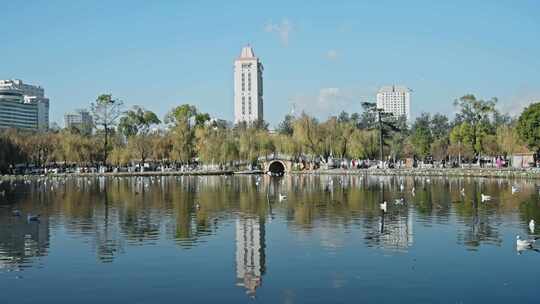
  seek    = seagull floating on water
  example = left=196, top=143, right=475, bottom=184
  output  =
left=530, top=220, right=535, bottom=233
left=516, top=235, right=536, bottom=248
left=481, top=194, right=491, bottom=202
left=279, top=194, right=287, bottom=202
left=27, top=214, right=40, bottom=222
left=511, top=185, right=519, bottom=194
left=380, top=201, right=387, bottom=213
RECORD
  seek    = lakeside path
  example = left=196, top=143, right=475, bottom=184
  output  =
left=2, top=168, right=540, bottom=180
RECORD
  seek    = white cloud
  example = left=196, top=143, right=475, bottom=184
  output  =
left=264, top=19, right=293, bottom=46
left=291, top=88, right=351, bottom=119
left=326, top=49, right=339, bottom=60
left=500, top=91, right=540, bottom=116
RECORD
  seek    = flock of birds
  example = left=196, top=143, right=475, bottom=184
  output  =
left=517, top=220, right=539, bottom=253
left=376, top=180, right=539, bottom=254
left=10, top=209, right=40, bottom=222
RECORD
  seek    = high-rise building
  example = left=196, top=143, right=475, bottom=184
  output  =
left=0, top=87, right=39, bottom=130
left=64, top=109, right=93, bottom=134
left=234, top=45, right=264, bottom=124
left=376, top=85, right=411, bottom=121
left=0, top=79, right=50, bottom=130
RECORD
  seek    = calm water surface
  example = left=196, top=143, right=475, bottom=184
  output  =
left=1, top=175, right=540, bottom=303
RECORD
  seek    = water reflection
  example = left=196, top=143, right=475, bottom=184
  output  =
left=0, top=208, right=49, bottom=272
left=0, top=174, right=539, bottom=300
left=236, top=216, right=266, bottom=297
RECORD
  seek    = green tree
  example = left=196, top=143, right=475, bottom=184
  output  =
left=516, top=102, right=540, bottom=155
left=118, top=106, right=160, bottom=138
left=411, top=113, right=433, bottom=158
left=453, top=94, right=497, bottom=155
left=449, top=123, right=475, bottom=163
left=361, top=102, right=401, bottom=162
left=277, top=114, right=295, bottom=135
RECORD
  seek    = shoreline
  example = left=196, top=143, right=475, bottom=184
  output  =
left=1, top=168, right=540, bottom=180
left=291, top=168, right=540, bottom=179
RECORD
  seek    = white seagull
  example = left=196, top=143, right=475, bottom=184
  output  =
left=481, top=194, right=491, bottom=202
left=511, top=185, right=519, bottom=194
left=530, top=220, right=535, bottom=233
left=279, top=194, right=287, bottom=202
left=27, top=214, right=40, bottom=222
left=516, top=235, right=536, bottom=248
left=380, top=201, right=387, bottom=213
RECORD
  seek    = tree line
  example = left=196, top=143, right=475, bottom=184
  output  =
left=0, top=93, right=539, bottom=173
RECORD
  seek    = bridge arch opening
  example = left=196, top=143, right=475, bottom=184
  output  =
left=267, top=161, right=285, bottom=175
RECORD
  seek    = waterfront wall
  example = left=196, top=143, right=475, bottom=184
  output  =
left=291, top=168, right=540, bottom=179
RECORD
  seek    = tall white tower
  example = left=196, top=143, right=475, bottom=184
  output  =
left=234, top=45, right=264, bottom=125
left=376, top=85, right=411, bottom=122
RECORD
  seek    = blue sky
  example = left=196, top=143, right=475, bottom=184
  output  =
left=1, top=0, right=539, bottom=127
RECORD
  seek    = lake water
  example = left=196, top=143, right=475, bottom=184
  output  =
left=1, top=175, right=539, bottom=303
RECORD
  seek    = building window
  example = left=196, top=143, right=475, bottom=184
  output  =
left=242, top=96, right=245, bottom=114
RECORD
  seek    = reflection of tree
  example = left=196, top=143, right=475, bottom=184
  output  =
left=518, top=192, right=540, bottom=235
left=94, top=185, right=124, bottom=263
left=454, top=181, right=503, bottom=250
left=0, top=209, right=49, bottom=272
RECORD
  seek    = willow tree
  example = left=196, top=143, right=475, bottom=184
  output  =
left=348, top=129, right=378, bottom=160
left=292, top=113, right=323, bottom=158
left=496, top=124, right=528, bottom=155
left=90, top=94, right=124, bottom=164
left=0, top=135, right=25, bottom=173
left=165, top=104, right=209, bottom=165
left=152, top=133, right=173, bottom=165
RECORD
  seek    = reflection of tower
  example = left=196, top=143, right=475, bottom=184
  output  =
left=235, top=216, right=266, bottom=297
left=379, top=208, right=414, bottom=251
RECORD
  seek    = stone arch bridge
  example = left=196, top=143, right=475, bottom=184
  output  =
left=260, top=156, right=294, bottom=175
